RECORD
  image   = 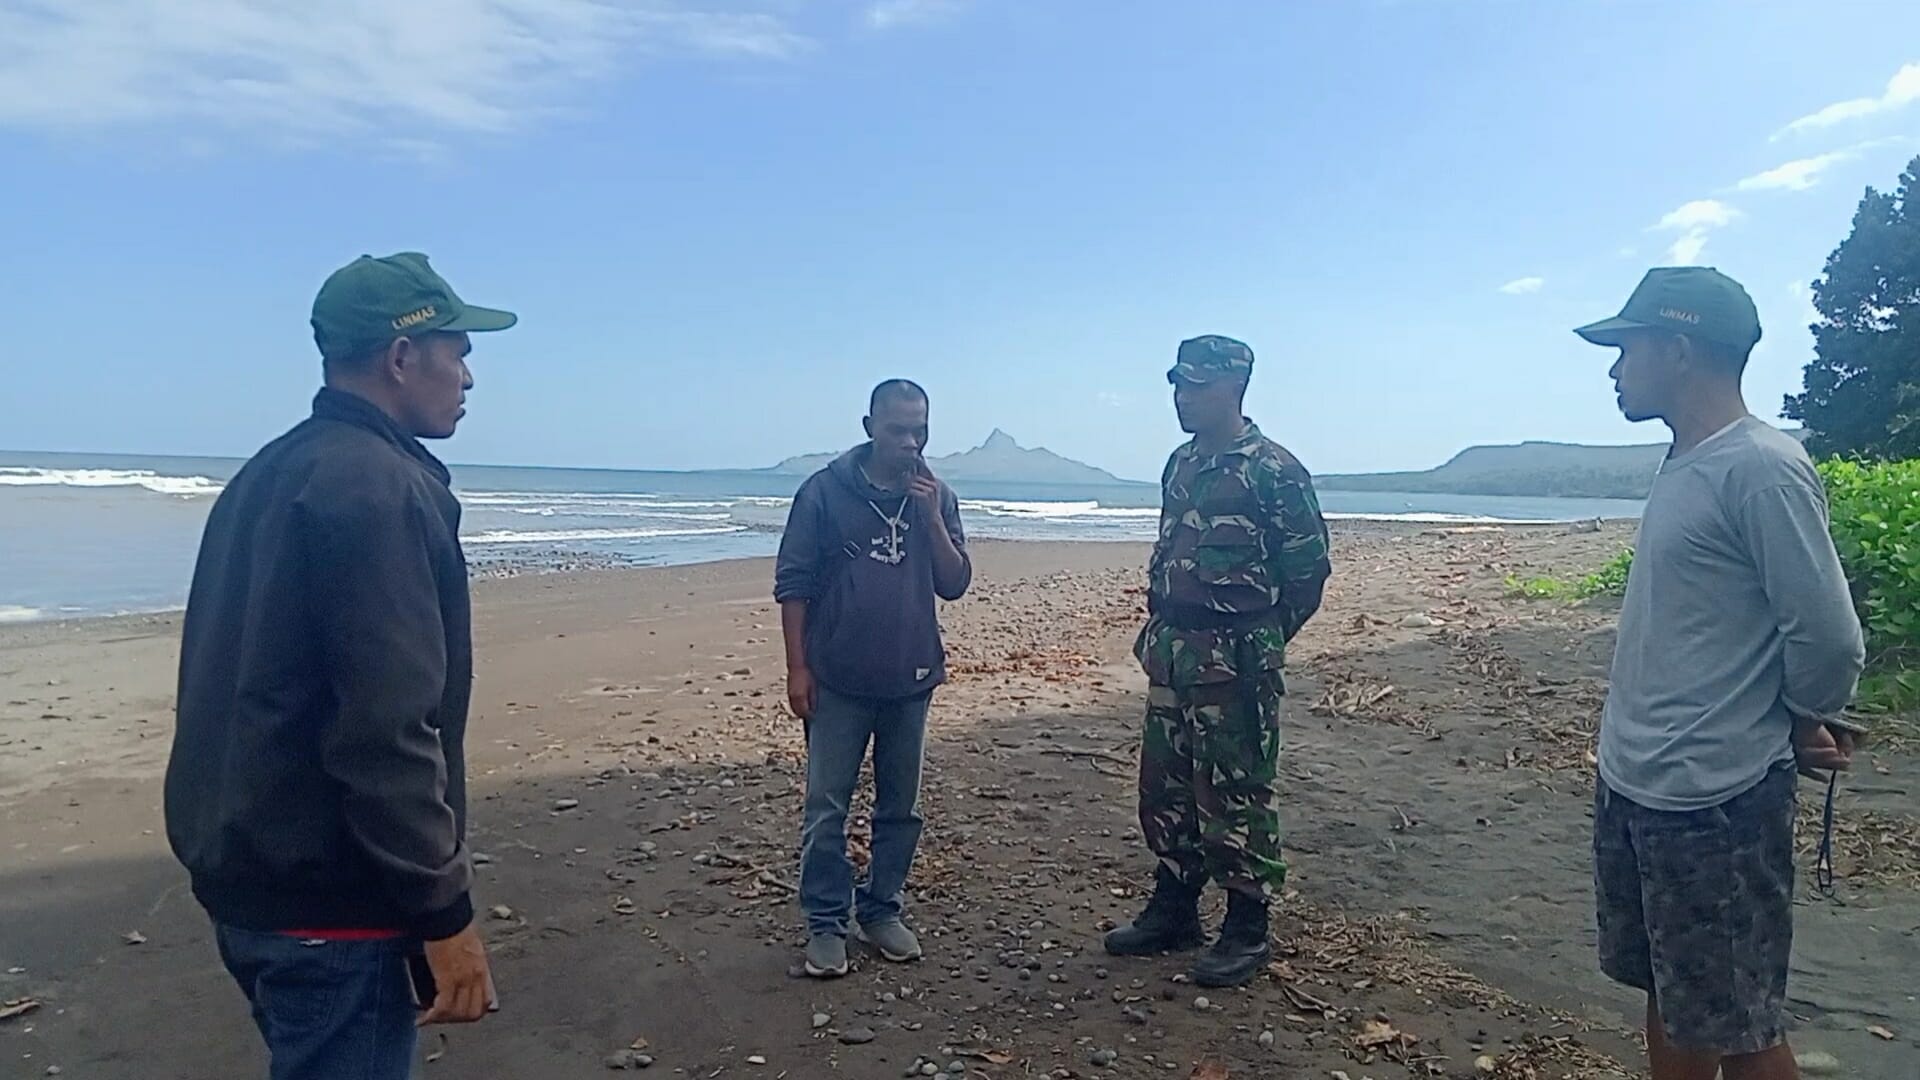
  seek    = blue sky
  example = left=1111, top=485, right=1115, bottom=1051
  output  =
left=1, top=2, right=1916, bottom=481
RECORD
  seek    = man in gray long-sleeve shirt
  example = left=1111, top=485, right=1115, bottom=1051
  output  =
left=1575, top=267, right=1865, bottom=1080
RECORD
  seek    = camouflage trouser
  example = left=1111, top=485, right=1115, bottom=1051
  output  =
left=1139, top=675, right=1286, bottom=899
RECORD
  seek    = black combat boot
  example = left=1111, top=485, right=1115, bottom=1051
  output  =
left=1103, top=867, right=1205, bottom=956
left=1191, top=891, right=1271, bottom=987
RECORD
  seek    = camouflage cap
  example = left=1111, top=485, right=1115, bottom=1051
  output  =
left=1169, top=335, right=1254, bottom=385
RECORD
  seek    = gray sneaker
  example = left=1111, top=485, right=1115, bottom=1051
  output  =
left=855, top=919, right=923, bottom=962
left=804, top=934, right=849, bottom=979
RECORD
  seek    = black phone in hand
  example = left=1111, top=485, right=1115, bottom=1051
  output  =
left=407, top=953, right=436, bottom=1010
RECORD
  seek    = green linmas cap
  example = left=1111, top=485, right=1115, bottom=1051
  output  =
left=1574, top=266, right=1761, bottom=352
left=311, top=252, right=517, bottom=362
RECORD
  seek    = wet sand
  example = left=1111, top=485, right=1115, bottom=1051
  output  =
left=3, top=529, right=1916, bottom=1079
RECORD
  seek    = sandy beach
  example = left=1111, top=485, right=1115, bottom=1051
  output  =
left=2, top=527, right=1916, bottom=1080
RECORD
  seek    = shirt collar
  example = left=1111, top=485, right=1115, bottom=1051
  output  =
left=1177, top=420, right=1264, bottom=462
left=310, top=388, right=452, bottom=486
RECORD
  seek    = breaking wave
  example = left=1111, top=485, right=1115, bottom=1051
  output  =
left=0, top=467, right=224, bottom=498
left=961, top=499, right=1159, bottom=520
left=463, top=525, right=750, bottom=545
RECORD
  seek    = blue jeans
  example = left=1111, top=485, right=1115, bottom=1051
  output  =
left=800, top=687, right=931, bottom=937
left=214, top=924, right=419, bottom=1080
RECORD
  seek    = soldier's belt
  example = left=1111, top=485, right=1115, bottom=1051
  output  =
left=1149, top=600, right=1287, bottom=633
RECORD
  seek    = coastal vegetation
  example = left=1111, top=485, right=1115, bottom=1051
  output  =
left=1798, top=155, right=1920, bottom=718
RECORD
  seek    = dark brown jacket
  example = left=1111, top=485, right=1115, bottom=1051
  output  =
left=165, top=388, right=474, bottom=940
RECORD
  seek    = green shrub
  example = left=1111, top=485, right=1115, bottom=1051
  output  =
left=1505, top=548, right=1633, bottom=603
left=1575, top=548, right=1634, bottom=599
left=1508, top=461, right=1916, bottom=714
left=1505, top=574, right=1571, bottom=600
left=1817, top=458, right=1920, bottom=707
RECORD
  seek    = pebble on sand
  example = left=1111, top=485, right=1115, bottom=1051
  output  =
left=553, top=798, right=581, bottom=812
left=812, top=1012, right=832, bottom=1030
left=838, top=1027, right=877, bottom=1045
left=489, top=905, right=515, bottom=921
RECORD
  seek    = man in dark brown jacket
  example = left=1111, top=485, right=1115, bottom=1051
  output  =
left=166, top=252, right=515, bottom=1079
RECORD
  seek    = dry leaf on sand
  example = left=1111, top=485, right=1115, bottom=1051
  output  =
left=1356, top=1019, right=1416, bottom=1049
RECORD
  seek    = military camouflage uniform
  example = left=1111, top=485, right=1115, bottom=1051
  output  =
left=1135, top=337, right=1332, bottom=901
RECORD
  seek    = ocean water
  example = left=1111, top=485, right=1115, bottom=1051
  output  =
left=0, top=451, right=1644, bottom=621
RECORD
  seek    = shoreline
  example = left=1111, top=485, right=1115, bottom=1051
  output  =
left=0, top=519, right=1634, bottom=629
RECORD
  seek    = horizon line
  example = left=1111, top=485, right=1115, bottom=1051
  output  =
left=0, top=428, right=1730, bottom=483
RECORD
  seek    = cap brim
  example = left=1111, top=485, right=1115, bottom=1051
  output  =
left=442, top=305, right=518, bottom=334
left=1572, top=316, right=1649, bottom=347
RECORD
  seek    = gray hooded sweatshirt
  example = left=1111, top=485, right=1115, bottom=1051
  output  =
left=774, top=446, right=971, bottom=700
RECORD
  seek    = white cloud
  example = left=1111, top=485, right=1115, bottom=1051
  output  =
left=1666, top=231, right=1710, bottom=265
left=866, top=0, right=966, bottom=30
left=1497, top=276, right=1544, bottom=296
left=1734, top=139, right=1914, bottom=193
left=1657, top=199, right=1740, bottom=231
left=1775, top=61, right=1920, bottom=139
left=1095, top=391, right=1125, bottom=409
left=1652, top=199, right=1741, bottom=266
left=0, top=0, right=809, bottom=144
left=1736, top=150, right=1855, bottom=192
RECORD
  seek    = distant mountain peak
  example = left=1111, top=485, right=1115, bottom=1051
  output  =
left=1318, top=426, right=1807, bottom=500
left=763, top=428, right=1141, bottom=486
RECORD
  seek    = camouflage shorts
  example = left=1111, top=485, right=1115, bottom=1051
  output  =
left=1593, top=764, right=1797, bottom=1056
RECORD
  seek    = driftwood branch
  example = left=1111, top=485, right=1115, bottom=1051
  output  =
left=1039, top=747, right=1135, bottom=767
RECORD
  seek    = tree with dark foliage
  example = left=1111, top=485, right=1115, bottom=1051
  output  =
left=1784, top=154, right=1920, bottom=460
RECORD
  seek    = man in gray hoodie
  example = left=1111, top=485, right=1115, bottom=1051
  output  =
left=774, top=379, right=971, bottom=978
